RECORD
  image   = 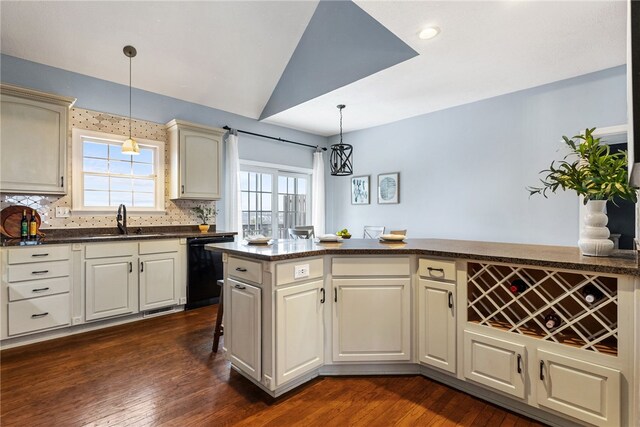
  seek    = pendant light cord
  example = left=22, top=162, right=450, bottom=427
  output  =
left=129, top=55, right=132, bottom=138
left=339, top=107, right=343, bottom=145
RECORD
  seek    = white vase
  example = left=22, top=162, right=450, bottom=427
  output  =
left=578, top=200, right=614, bottom=256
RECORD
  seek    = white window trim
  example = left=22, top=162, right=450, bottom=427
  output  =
left=71, top=128, right=166, bottom=215
left=239, top=161, right=313, bottom=235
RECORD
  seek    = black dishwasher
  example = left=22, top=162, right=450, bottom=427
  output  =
left=186, top=235, right=235, bottom=310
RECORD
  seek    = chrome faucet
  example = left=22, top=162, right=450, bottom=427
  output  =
left=117, top=204, right=128, bottom=235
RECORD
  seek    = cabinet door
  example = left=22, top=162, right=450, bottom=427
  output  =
left=139, top=254, right=178, bottom=311
left=1, top=94, right=68, bottom=194
left=85, top=257, right=137, bottom=321
left=418, top=279, right=456, bottom=373
left=537, top=349, right=620, bottom=426
left=275, top=280, right=324, bottom=386
left=463, top=330, right=526, bottom=399
left=179, top=128, right=222, bottom=199
left=226, top=278, right=261, bottom=382
left=333, top=278, right=410, bottom=362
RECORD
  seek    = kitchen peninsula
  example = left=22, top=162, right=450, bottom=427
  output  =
left=206, top=238, right=639, bottom=427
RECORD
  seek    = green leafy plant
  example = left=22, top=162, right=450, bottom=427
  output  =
left=191, top=205, right=217, bottom=224
left=527, top=128, right=638, bottom=204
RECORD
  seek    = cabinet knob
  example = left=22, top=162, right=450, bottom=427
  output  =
left=320, top=288, right=325, bottom=304
left=539, top=360, right=545, bottom=380
left=234, top=284, right=246, bottom=290
left=129, top=262, right=133, bottom=273
left=140, top=262, right=144, bottom=273
left=448, top=291, right=454, bottom=309
left=181, top=185, right=185, bottom=194
left=517, top=354, right=522, bottom=374
left=60, top=176, right=64, bottom=187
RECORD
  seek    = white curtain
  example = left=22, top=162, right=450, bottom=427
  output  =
left=312, top=150, right=325, bottom=236
left=225, top=130, right=242, bottom=235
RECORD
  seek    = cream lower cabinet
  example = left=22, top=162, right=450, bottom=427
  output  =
left=275, top=280, right=324, bottom=387
left=463, top=330, right=526, bottom=399
left=417, top=279, right=456, bottom=373
left=537, top=349, right=620, bottom=426
left=333, top=277, right=411, bottom=362
left=85, top=256, right=138, bottom=321
left=138, top=240, right=180, bottom=311
left=226, top=278, right=262, bottom=382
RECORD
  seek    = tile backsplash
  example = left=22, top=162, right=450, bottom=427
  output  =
left=1, top=108, right=217, bottom=228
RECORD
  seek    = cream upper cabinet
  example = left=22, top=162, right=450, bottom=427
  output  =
left=166, top=119, right=224, bottom=200
left=0, top=84, right=75, bottom=194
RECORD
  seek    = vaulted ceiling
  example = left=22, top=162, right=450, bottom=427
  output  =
left=0, top=1, right=627, bottom=136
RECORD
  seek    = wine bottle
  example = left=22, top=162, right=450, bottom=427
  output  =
left=581, top=284, right=604, bottom=304
left=29, top=210, right=37, bottom=240
left=20, top=209, right=28, bottom=239
left=544, top=313, right=561, bottom=330
left=509, top=278, right=528, bottom=294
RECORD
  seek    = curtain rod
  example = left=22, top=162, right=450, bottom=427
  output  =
left=223, top=126, right=327, bottom=151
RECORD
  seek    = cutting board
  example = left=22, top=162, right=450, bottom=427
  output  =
left=0, top=205, right=43, bottom=238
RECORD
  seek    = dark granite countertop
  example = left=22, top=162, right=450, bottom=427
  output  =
left=205, top=238, right=640, bottom=276
left=1, top=226, right=237, bottom=246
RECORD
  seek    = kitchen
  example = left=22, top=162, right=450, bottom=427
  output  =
left=1, top=1, right=639, bottom=426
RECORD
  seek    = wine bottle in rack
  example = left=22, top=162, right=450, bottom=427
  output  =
left=544, top=313, right=562, bottom=329
left=20, top=209, right=28, bottom=240
left=581, top=284, right=604, bottom=304
left=28, top=210, right=37, bottom=240
left=509, top=278, right=528, bottom=294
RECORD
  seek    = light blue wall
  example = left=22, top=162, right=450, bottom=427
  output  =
left=1, top=54, right=328, bottom=228
left=326, top=66, right=628, bottom=246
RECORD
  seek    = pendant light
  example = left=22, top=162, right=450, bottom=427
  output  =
left=330, top=104, right=353, bottom=176
left=121, top=45, right=139, bottom=155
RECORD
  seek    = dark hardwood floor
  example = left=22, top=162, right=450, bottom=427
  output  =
left=1, top=306, right=546, bottom=426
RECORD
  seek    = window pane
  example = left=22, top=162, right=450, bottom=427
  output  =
left=240, top=173, right=249, bottom=191
left=261, top=212, right=272, bottom=225
left=133, top=192, right=154, bottom=207
left=133, top=163, right=153, bottom=176
left=110, top=192, right=133, bottom=206
left=110, top=160, right=132, bottom=175
left=133, top=179, right=154, bottom=193
left=84, top=141, right=108, bottom=158
left=84, top=190, right=109, bottom=206
left=261, top=193, right=271, bottom=210
left=278, top=176, right=287, bottom=193
left=249, top=172, right=257, bottom=191
left=109, top=144, right=133, bottom=161
left=84, top=175, right=108, bottom=191
left=83, top=158, right=108, bottom=173
left=111, top=177, right=133, bottom=191
left=288, top=177, right=295, bottom=193
left=298, top=178, right=307, bottom=195
left=241, top=192, right=249, bottom=210
left=262, top=174, right=272, bottom=192
left=278, top=194, right=284, bottom=210
left=137, top=148, right=153, bottom=163
left=249, top=193, right=256, bottom=210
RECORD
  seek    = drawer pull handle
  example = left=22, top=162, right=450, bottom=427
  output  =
left=235, top=267, right=247, bottom=272
left=517, top=354, right=522, bottom=374
left=31, top=270, right=49, bottom=275
left=320, top=288, right=325, bottom=304
left=32, top=287, right=50, bottom=293
left=448, top=291, right=454, bottom=309
left=234, top=284, right=246, bottom=290
left=539, top=360, right=545, bottom=381
left=31, top=312, right=49, bottom=319
left=427, top=267, right=444, bottom=273
left=31, top=253, right=49, bottom=257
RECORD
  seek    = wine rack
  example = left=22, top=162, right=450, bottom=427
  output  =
left=467, top=262, right=618, bottom=355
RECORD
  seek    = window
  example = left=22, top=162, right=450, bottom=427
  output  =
left=240, top=163, right=310, bottom=238
left=72, top=129, right=164, bottom=213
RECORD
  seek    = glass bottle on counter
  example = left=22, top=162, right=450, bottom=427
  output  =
left=20, top=209, right=28, bottom=240
left=581, top=284, right=604, bottom=304
left=544, top=313, right=562, bottom=330
left=28, top=210, right=37, bottom=240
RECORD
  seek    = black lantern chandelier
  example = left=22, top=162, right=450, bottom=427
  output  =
left=330, top=104, right=353, bottom=176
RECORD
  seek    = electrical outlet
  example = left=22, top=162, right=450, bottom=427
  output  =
left=294, top=264, right=310, bottom=279
left=55, top=207, right=70, bottom=218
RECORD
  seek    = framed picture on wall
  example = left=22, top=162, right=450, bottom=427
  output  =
left=378, top=172, right=399, bottom=204
left=351, top=175, right=370, bottom=204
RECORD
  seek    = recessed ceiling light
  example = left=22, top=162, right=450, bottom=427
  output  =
left=418, top=26, right=440, bottom=40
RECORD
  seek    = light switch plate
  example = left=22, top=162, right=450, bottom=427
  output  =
left=55, top=207, right=70, bottom=218
left=294, top=264, right=310, bottom=279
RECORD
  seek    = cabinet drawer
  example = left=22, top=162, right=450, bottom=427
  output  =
left=8, top=293, right=70, bottom=336
left=7, top=260, right=70, bottom=283
left=332, top=257, right=410, bottom=277
left=139, top=239, right=179, bottom=255
left=419, top=258, right=456, bottom=281
left=276, top=257, right=323, bottom=286
left=8, top=276, right=71, bottom=301
left=228, top=257, right=262, bottom=284
left=7, top=245, right=70, bottom=264
left=85, top=242, right=137, bottom=259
